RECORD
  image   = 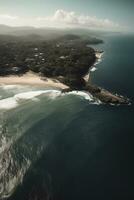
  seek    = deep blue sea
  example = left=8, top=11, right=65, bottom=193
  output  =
left=0, top=33, right=134, bottom=200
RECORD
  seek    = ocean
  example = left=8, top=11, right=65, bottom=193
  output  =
left=0, top=33, right=134, bottom=199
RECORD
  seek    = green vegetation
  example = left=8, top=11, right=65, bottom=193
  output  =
left=0, top=34, right=100, bottom=88
left=0, top=33, right=129, bottom=104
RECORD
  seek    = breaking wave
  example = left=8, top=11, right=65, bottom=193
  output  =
left=90, top=52, right=104, bottom=72
left=90, top=67, right=97, bottom=72
left=0, top=90, right=60, bottom=110
left=0, top=88, right=102, bottom=111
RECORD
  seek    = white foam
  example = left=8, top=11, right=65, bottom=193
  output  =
left=0, top=88, right=102, bottom=111
left=15, top=91, right=47, bottom=100
left=90, top=67, right=97, bottom=72
left=47, top=90, right=61, bottom=99
left=14, top=90, right=61, bottom=100
left=65, top=91, right=102, bottom=105
left=0, top=97, right=18, bottom=110
left=67, top=91, right=94, bottom=102
left=0, top=135, right=8, bottom=154
left=92, top=99, right=102, bottom=105
left=0, top=84, right=24, bottom=90
left=90, top=52, right=104, bottom=71
left=0, top=90, right=61, bottom=110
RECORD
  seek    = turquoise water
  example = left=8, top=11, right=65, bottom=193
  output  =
left=0, top=34, right=134, bottom=199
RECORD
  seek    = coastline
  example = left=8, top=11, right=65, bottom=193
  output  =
left=0, top=52, right=130, bottom=105
left=0, top=72, right=69, bottom=89
left=0, top=51, right=103, bottom=89
left=84, top=51, right=104, bottom=82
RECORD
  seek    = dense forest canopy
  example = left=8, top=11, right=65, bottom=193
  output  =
left=0, top=34, right=101, bottom=88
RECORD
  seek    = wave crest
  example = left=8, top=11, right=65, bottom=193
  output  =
left=0, top=88, right=102, bottom=111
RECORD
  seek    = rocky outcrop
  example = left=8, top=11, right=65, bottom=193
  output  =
left=62, top=84, right=130, bottom=105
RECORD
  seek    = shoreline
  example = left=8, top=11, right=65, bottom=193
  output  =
left=0, top=72, right=130, bottom=105
left=84, top=51, right=104, bottom=82
left=0, top=52, right=130, bottom=105
left=0, top=72, right=69, bottom=89
left=66, top=51, right=130, bottom=105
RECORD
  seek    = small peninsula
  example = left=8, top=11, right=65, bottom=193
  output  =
left=0, top=34, right=129, bottom=105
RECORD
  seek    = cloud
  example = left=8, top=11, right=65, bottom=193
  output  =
left=0, top=14, right=18, bottom=20
left=0, top=10, right=120, bottom=30
left=0, top=14, right=19, bottom=26
left=37, top=9, right=119, bottom=30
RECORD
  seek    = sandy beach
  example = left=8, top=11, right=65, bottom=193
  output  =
left=0, top=72, right=69, bottom=89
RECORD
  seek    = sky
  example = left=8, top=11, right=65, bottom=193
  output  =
left=0, top=0, right=133, bottom=32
